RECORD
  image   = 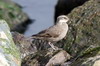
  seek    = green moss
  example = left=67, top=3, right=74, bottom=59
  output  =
left=63, top=0, right=100, bottom=56
left=77, top=47, right=100, bottom=58
left=0, top=20, right=21, bottom=65
left=0, top=0, right=28, bottom=29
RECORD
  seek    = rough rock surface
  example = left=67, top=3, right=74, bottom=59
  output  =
left=12, top=32, right=37, bottom=58
left=61, top=0, right=100, bottom=65
left=0, top=20, right=21, bottom=66
left=22, top=49, right=70, bottom=66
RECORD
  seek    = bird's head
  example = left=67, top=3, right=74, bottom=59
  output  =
left=57, top=15, right=69, bottom=23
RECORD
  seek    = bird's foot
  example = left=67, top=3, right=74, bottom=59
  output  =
left=50, top=46, right=57, bottom=50
left=48, top=42, right=63, bottom=51
left=53, top=46, right=63, bottom=51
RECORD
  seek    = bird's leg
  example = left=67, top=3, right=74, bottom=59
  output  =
left=48, top=42, right=58, bottom=50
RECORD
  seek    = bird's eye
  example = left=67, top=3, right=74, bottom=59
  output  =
left=63, top=17, right=67, bottom=19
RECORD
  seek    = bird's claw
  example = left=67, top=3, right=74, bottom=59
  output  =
left=53, top=46, right=63, bottom=51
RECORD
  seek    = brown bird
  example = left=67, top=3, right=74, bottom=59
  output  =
left=31, top=15, right=69, bottom=50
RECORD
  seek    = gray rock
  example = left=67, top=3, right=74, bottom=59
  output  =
left=46, top=50, right=71, bottom=66
left=0, top=20, right=21, bottom=66
left=0, top=0, right=31, bottom=33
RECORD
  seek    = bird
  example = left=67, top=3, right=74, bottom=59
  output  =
left=31, top=15, right=69, bottom=50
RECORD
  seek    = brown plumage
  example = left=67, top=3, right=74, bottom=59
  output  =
left=31, top=15, right=69, bottom=50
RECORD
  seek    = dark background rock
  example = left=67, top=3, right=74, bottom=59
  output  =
left=0, top=0, right=33, bottom=33
left=54, top=0, right=88, bottom=23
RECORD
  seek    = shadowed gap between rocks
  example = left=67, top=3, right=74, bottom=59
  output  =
left=12, top=19, right=34, bottom=34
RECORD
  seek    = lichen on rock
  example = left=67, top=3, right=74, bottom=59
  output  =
left=0, top=20, right=21, bottom=66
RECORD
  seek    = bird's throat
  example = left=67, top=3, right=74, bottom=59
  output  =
left=57, top=21, right=66, bottom=25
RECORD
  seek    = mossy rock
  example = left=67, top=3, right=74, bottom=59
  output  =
left=0, top=20, right=21, bottom=66
left=63, top=0, right=100, bottom=56
left=0, top=0, right=28, bottom=30
left=62, top=0, right=100, bottom=65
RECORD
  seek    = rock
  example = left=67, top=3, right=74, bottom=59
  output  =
left=0, top=0, right=32, bottom=33
left=0, top=20, right=21, bottom=66
left=22, top=58, right=39, bottom=66
left=70, top=55, right=100, bottom=66
left=54, top=0, right=88, bottom=22
left=93, top=59, right=100, bottom=66
left=66, top=0, right=100, bottom=56
left=46, top=50, right=71, bottom=66
left=59, top=0, right=100, bottom=65
left=12, top=32, right=37, bottom=58
left=21, top=48, right=71, bottom=66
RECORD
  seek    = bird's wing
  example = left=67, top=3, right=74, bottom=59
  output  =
left=32, top=30, right=52, bottom=37
left=32, top=25, right=61, bottom=38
